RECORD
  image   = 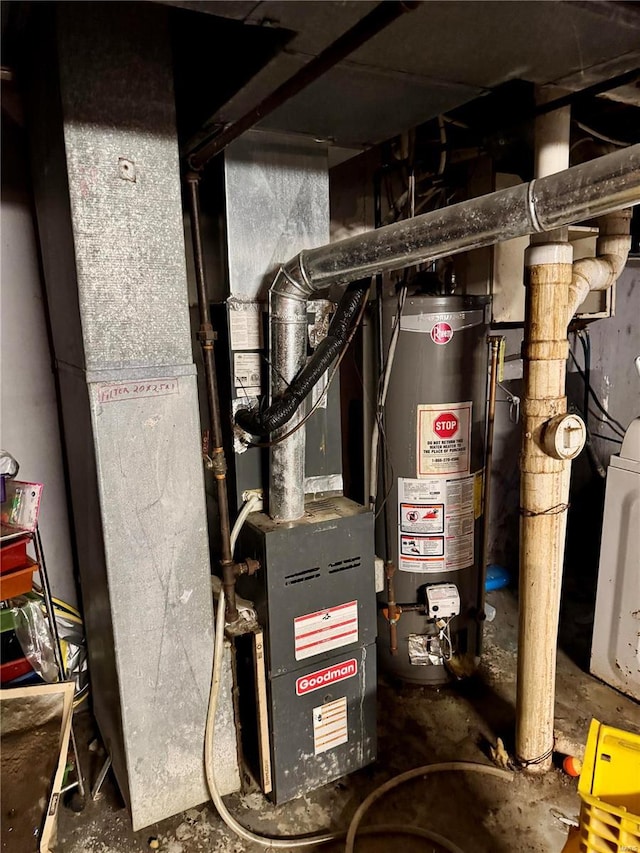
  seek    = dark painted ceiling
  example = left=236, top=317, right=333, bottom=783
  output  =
left=165, top=0, right=640, bottom=152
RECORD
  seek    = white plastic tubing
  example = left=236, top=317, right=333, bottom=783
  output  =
left=206, top=500, right=513, bottom=851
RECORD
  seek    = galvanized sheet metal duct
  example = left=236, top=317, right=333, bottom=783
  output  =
left=28, top=3, right=240, bottom=829
left=262, top=145, right=640, bottom=520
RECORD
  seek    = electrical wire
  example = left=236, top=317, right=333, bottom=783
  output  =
left=369, top=282, right=407, bottom=511
left=590, top=432, right=622, bottom=445
left=569, top=330, right=624, bottom=477
left=578, top=331, right=627, bottom=433
left=229, top=495, right=261, bottom=554
left=569, top=336, right=627, bottom=435
left=574, top=120, right=632, bottom=148
left=588, top=408, right=625, bottom=439
left=438, top=617, right=454, bottom=661
left=437, top=114, right=447, bottom=176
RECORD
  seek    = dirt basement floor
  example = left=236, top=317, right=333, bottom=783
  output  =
left=58, top=589, right=639, bottom=853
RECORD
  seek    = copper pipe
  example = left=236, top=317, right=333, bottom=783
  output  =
left=480, top=336, right=503, bottom=619
left=185, top=173, right=238, bottom=623
left=385, top=560, right=399, bottom=655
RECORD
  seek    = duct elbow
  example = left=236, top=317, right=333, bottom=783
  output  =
left=270, top=253, right=315, bottom=301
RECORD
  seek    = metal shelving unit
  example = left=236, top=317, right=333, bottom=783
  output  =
left=1, top=524, right=86, bottom=809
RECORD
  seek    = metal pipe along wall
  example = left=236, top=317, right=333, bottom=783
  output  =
left=264, top=145, right=640, bottom=520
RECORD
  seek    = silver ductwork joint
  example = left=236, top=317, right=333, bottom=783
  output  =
left=269, top=257, right=315, bottom=521
left=262, top=144, right=640, bottom=521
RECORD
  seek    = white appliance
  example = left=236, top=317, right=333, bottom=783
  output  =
left=590, top=418, right=640, bottom=701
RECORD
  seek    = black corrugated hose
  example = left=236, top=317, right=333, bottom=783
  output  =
left=235, top=280, right=369, bottom=436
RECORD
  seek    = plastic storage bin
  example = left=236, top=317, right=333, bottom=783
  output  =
left=0, top=559, right=36, bottom=600
left=575, top=718, right=640, bottom=852
left=0, top=536, right=29, bottom=574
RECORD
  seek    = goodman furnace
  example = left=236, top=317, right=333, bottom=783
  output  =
left=237, top=496, right=377, bottom=803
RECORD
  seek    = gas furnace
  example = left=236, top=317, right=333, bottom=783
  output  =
left=237, top=496, right=376, bottom=803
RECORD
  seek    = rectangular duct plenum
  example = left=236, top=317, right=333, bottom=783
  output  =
left=27, top=3, right=239, bottom=829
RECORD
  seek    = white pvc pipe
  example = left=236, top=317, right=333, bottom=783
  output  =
left=516, top=89, right=573, bottom=772
left=567, top=209, right=632, bottom=320
left=534, top=95, right=571, bottom=177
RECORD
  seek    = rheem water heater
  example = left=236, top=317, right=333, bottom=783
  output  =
left=377, top=293, right=490, bottom=684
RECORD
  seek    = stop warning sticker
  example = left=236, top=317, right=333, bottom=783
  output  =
left=417, top=402, right=472, bottom=477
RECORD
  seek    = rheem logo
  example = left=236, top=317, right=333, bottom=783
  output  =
left=434, top=412, right=459, bottom=439
left=430, top=321, right=453, bottom=345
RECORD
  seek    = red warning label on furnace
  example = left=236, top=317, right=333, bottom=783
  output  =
left=417, top=402, right=472, bottom=477
left=294, top=601, right=358, bottom=661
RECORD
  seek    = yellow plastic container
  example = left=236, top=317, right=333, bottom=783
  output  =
left=575, top=718, right=640, bottom=852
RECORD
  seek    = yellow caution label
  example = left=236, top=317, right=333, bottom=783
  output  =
left=498, top=338, right=506, bottom=383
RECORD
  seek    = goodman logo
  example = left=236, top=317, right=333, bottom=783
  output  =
left=296, top=659, right=358, bottom=696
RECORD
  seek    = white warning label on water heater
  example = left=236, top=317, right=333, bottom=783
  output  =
left=313, top=696, right=348, bottom=755
left=294, top=601, right=358, bottom=661
left=400, top=502, right=444, bottom=534
left=398, top=475, right=475, bottom=573
left=417, top=402, right=472, bottom=477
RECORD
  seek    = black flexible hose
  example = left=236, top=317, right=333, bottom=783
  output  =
left=235, top=281, right=369, bottom=436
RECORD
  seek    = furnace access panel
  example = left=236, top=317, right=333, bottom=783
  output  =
left=238, top=497, right=377, bottom=802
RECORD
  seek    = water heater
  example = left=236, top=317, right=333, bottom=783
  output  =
left=377, top=294, right=490, bottom=684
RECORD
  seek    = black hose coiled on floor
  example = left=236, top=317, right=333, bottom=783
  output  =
left=235, top=281, right=368, bottom=437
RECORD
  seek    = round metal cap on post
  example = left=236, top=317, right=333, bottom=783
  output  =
left=542, top=413, right=587, bottom=460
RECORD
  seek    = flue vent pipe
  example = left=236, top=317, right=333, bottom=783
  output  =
left=249, top=145, right=640, bottom=520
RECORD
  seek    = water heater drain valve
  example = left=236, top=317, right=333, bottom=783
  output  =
left=425, top=583, right=461, bottom=619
